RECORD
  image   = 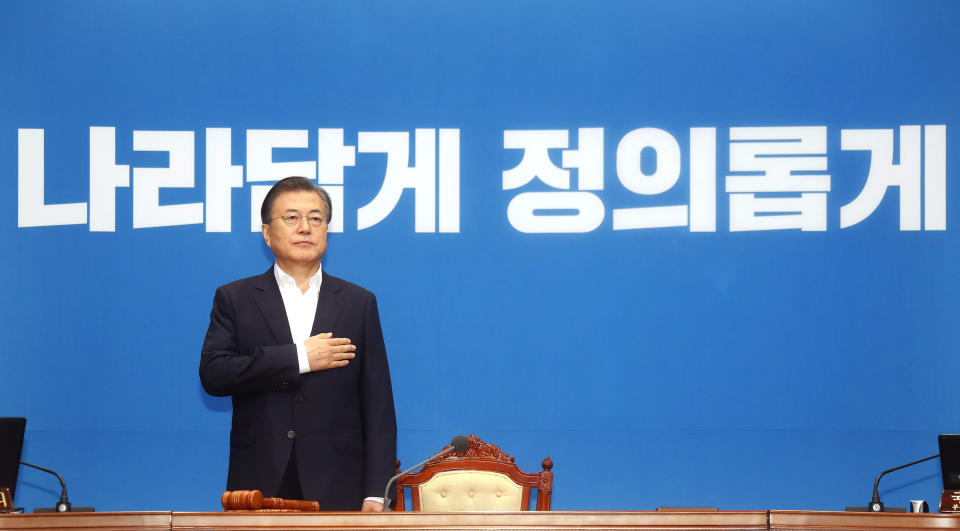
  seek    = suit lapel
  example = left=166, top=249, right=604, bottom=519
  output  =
left=253, top=267, right=294, bottom=345
left=312, top=272, right=344, bottom=335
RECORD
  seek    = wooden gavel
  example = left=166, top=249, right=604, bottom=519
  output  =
left=221, top=490, right=321, bottom=512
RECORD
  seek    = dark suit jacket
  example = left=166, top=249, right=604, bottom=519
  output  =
left=199, top=267, right=397, bottom=510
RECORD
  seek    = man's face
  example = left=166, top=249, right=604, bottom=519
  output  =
left=261, top=190, right=328, bottom=269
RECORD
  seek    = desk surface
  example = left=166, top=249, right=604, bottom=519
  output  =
left=0, top=510, right=958, bottom=530
left=769, top=510, right=960, bottom=529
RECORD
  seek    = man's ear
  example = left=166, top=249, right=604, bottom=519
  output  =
left=262, top=224, right=272, bottom=248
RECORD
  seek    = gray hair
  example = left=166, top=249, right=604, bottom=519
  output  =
left=260, top=176, right=332, bottom=224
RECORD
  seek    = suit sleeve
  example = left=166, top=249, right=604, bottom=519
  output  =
left=199, top=286, right=300, bottom=397
left=360, top=293, right=398, bottom=498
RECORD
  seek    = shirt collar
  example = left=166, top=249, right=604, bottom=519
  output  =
left=273, top=263, right=323, bottom=290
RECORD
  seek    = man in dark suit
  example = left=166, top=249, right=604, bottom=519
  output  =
left=200, top=177, right=397, bottom=512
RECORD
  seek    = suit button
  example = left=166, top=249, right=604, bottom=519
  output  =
left=294, top=395, right=304, bottom=403
left=286, top=430, right=296, bottom=439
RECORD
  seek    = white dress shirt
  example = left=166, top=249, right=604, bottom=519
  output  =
left=274, top=263, right=322, bottom=374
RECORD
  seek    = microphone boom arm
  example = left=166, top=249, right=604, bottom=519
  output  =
left=871, top=453, right=940, bottom=507
left=383, top=445, right=457, bottom=509
left=20, top=460, right=69, bottom=512
left=383, top=435, right=469, bottom=510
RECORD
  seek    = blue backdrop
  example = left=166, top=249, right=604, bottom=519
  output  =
left=1, top=0, right=957, bottom=513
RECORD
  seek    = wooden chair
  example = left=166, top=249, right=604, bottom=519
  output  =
left=394, top=434, right=553, bottom=511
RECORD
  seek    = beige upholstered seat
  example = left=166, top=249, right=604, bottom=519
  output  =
left=417, top=469, right=524, bottom=511
left=394, top=434, right=553, bottom=511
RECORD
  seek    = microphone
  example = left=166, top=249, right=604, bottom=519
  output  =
left=451, top=435, right=470, bottom=452
left=383, top=435, right=469, bottom=509
left=20, top=461, right=93, bottom=513
left=845, top=453, right=940, bottom=512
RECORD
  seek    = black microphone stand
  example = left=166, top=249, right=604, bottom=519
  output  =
left=383, top=445, right=458, bottom=509
left=383, top=435, right=470, bottom=509
left=846, top=453, right=940, bottom=512
left=20, top=461, right=94, bottom=513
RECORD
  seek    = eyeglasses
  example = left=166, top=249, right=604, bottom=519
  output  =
left=269, top=213, right=327, bottom=228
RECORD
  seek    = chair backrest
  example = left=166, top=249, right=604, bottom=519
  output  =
left=394, top=434, right=553, bottom=511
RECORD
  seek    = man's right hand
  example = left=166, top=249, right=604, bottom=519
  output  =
left=305, top=332, right=356, bottom=371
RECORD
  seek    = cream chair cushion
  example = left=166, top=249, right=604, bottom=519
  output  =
left=417, top=470, right=524, bottom=511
